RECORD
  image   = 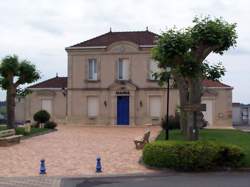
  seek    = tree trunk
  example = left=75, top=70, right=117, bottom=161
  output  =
left=186, top=77, right=202, bottom=140
left=174, top=74, right=189, bottom=135
left=6, top=86, right=16, bottom=129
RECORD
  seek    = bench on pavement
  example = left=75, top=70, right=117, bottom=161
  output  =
left=0, top=129, right=23, bottom=147
left=134, top=130, right=150, bottom=150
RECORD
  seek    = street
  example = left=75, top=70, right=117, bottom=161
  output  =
left=61, top=172, right=250, bottom=187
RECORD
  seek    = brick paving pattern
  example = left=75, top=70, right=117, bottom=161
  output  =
left=0, top=125, right=160, bottom=177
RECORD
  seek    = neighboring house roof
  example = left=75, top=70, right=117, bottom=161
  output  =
left=28, top=76, right=67, bottom=89
left=202, top=79, right=231, bottom=88
left=28, top=76, right=231, bottom=89
left=232, top=103, right=241, bottom=107
left=69, top=31, right=159, bottom=48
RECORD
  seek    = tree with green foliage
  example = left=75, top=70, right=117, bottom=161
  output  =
left=33, top=110, right=50, bottom=124
left=0, top=55, right=40, bottom=129
left=152, top=16, right=237, bottom=140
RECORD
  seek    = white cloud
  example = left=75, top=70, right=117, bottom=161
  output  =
left=0, top=0, right=250, bottom=103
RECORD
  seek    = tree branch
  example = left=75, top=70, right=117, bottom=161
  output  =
left=192, top=43, right=220, bottom=63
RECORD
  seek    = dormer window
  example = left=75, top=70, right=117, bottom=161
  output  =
left=88, top=59, right=97, bottom=80
left=117, top=58, right=129, bottom=80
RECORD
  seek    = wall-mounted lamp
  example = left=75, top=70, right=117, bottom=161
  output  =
left=104, top=101, right=107, bottom=107
left=140, top=101, right=143, bottom=107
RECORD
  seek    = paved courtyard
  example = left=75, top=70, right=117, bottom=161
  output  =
left=0, top=125, right=160, bottom=177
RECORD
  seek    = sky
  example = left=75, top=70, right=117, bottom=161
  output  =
left=0, top=0, right=250, bottom=103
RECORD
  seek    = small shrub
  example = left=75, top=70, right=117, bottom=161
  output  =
left=33, top=110, right=50, bottom=124
left=143, top=141, right=245, bottom=171
left=44, top=121, right=57, bottom=129
left=215, top=144, right=245, bottom=168
left=161, top=115, right=180, bottom=130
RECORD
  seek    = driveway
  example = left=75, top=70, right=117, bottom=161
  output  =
left=0, top=125, right=160, bottom=177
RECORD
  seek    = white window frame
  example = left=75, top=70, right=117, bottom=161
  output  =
left=88, top=59, right=97, bottom=80
left=117, top=58, right=129, bottom=80
left=87, top=96, right=99, bottom=117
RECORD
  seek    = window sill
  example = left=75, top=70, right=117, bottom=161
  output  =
left=85, top=79, right=100, bottom=83
left=115, top=80, right=131, bottom=85
left=116, top=79, right=130, bottom=82
left=151, top=117, right=160, bottom=121
left=147, top=78, right=158, bottom=82
left=88, top=116, right=97, bottom=120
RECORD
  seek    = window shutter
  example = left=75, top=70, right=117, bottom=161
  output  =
left=123, top=59, right=129, bottom=80
left=88, top=97, right=99, bottom=117
left=89, top=60, right=93, bottom=80
left=97, top=59, right=101, bottom=81
left=118, top=59, right=123, bottom=80
left=150, top=96, right=161, bottom=117
left=42, top=99, right=52, bottom=114
left=85, top=59, right=89, bottom=80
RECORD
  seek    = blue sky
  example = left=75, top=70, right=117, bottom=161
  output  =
left=0, top=0, right=250, bottom=103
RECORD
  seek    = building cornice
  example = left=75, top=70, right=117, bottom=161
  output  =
left=28, top=88, right=64, bottom=91
left=65, top=46, right=107, bottom=50
left=66, top=87, right=171, bottom=91
left=65, top=44, right=156, bottom=51
left=205, top=87, right=233, bottom=90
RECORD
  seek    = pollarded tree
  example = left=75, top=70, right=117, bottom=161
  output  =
left=154, top=60, right=226, bottom=136
left=0, top=55, right=40, bottom=129
left=152, top=16, right=237, bottom=140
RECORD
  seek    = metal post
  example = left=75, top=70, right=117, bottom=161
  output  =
left=96, top=157, right=102, bottom=173
left=165, top=76, right=170, bottom=140
left=39, top=159, right=46, bottom=175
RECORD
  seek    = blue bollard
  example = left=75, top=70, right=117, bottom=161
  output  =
left=96, top=157, right=102, bottom=173
left=40, top=159, right=46, bottom=175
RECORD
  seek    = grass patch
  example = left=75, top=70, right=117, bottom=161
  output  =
left=0, top=125, right=51, bottom=137
left=157, top=129, right=250, bottom=167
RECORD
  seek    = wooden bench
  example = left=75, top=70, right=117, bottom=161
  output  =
left=134, top=131, right=150, bottom=150
left=0, top=129, right=23, bottom=147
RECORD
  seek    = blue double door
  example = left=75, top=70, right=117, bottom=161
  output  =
left=117, top=96, right=129, bottom=125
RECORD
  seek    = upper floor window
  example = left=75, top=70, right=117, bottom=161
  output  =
left=117, top=58, right=129, bottom=80
left=88, top=59, right=97, bottom=80
left=149, top=60, right=159, bottom=80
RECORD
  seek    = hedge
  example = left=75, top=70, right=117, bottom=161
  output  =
left=143, top=141, right=245, bottom=171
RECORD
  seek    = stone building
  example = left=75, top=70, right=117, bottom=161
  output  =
left=15, top=30, right=233, bottom=127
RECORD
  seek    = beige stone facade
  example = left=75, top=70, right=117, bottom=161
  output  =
left=15, top=31, right=233, bottom=127
left=65, top=42, right=178, bottom=125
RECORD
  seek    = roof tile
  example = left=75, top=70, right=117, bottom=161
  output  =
left=202, top=79, right=231, bottom=88
left=69, top=31, right=159, bottom=48
left=28, top=77, right=67, bottom=89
